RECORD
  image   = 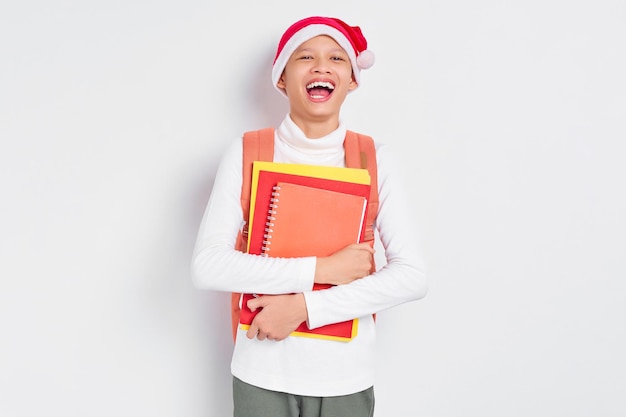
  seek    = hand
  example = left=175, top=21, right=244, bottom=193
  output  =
left=245, top=293, right=308, bottom=342
left=314, top=242, right=375, bottom=286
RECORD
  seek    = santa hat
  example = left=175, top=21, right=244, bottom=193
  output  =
left=271, top=16, right=375, bottom=95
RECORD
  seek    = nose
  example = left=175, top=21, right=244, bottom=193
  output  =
left=312, top=62, right=331, bottom=74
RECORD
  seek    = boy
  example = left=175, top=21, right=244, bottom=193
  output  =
left=191, top=16, right=428, bottom=417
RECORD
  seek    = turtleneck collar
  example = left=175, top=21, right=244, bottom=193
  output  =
left=271, top=115, right=349, bottom=166
left=277, top=114, right=347, bottom=155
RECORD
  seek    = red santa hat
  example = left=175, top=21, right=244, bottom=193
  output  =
left=271, top=16, right=375, bottom=96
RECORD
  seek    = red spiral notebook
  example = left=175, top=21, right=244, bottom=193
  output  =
left=239, top=162, right=371, bottom=342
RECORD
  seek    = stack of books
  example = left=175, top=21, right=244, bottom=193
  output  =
left=239, top=161, right=372, bottom=342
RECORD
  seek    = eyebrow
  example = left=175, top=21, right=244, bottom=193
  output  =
left=295, top=47, right=348, bottom=55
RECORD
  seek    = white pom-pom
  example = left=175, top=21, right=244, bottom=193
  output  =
left=356, top=50, right=375, bottom=69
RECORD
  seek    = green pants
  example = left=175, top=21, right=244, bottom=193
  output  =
left=233, top=377, right=375, bottom=417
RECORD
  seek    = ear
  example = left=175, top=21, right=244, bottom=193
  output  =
left=348, top=74, right=358, bottom=91
left=276, top=72, right=287, bottom=90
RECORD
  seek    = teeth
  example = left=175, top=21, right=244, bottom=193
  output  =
left=306, top=81, right=334, bottom=90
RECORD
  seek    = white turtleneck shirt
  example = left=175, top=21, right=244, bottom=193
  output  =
left=191, top=115, right=428, bottom=396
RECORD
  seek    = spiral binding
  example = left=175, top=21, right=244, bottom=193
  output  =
left=261, top=185, right=281, bottom=257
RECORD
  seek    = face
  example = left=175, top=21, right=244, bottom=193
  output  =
left=277, top=35, right=358, bottom=127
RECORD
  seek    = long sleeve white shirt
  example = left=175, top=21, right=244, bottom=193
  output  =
left=191, top=115, right=428, bottom=396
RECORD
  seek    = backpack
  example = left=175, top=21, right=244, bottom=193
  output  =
left=230, top=127, right=379, bottom=341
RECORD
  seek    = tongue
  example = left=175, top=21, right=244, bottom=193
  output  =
left=308, top=88, right=331, bottom=98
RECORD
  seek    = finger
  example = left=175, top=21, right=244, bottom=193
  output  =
left=246, top=297, right=262, bottom=312
left=352, top=242, right=374, bottom=254
left=360, top=243, right=376, bottom=254
left=246, top=324, right=258, bottom=339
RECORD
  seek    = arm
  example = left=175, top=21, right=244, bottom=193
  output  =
left=303, top=143, right=429, bottom=329
left=244, top=144, right=428, bottom=338
left=192, top=138, right=382, bottom=341
left=190, top=138, right=317, bottom=295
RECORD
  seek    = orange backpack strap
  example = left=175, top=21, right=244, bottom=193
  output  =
left=344, top=131, right=379, bottom=324
left=239, top=127, right=275, bottom=247
left=231, top=127, right=275, bottom=341
left=344, top=130, right=379, bottom=245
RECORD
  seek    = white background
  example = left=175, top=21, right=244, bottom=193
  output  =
left=1, top=1, right=625, bottom=416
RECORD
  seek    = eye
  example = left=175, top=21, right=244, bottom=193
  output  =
left=298, top=55, right=313, bottom=60
left=331, top=56, right=347, bottom=62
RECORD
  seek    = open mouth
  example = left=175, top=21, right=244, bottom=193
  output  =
left=306, top=81, right=334, bottom=99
